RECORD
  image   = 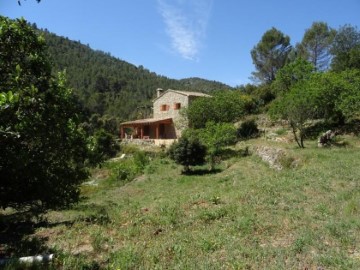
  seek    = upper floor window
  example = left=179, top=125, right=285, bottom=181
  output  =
left=173, top=103, right=181, bottom=110
left=160, top=104, right=169, bottom=111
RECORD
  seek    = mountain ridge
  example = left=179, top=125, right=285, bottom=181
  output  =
left=38, top=26, right=232, bottom=121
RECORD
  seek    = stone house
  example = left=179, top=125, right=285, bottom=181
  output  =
left=120, top=89, right=211, bottom=142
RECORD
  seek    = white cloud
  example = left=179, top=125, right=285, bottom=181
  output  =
left=157, top=0, right=213, bottom=60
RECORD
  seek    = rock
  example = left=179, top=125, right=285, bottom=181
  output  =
left=253, top=146, right=286, bottom=170
left=318, top=130, right=337, bottom=147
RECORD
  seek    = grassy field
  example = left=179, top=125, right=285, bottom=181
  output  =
left=2, top=134, right=360, bottom=269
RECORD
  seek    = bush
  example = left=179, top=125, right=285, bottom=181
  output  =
left=237, top=119, right=259, bottom=139
left=121, top=144, right=140, bottom=154
left=198, top=122, right=237, bottom=170
left=88, top=129, right=120, bottom=166
left=133, top=151, right=149, bottom=173
left=182, top=122, right=237, bottom=170
left=168, top=137, right=207, bottom=173
left=114, top=162, right=136, bottom=182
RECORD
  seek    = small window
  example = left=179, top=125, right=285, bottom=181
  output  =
left=173, top=103, right=181, bottom=110
left=160, top=104, right=168, bottom=111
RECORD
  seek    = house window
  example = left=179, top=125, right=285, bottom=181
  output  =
left=160, top=104, right=169, bottom=111
left=173, top=103, right=181, bottom=110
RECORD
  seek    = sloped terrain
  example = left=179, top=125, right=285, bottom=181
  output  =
left=3, top=133, right=358, bottom=269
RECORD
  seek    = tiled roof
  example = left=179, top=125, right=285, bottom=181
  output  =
left=169, top=90, right=211, bottom=97
left=153, top=89, right=211, bottom=101
left=120, top=117, right=172, bottom=126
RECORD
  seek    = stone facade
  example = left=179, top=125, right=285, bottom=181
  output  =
left=120, top=89, right=210, bottom=140
left=153, top=89, right=211, bottom=137
left=153, top=91, right=188, bottom=120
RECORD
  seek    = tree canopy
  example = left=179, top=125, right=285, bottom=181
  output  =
left=270, top=68, right=360, bottom=147
left=251, top=27, right=292, bottom=84
left=269, top=79, right=319, bottom=148
left=271, top=58, right=314, bottom=96
left=298, top=22, right=336, bottom=71
left=0, top=16, right=90, bottom=210
left=336, top=69, right=360, bottom=119
left=331, top=24, right=360, bottom=71
left=186, top=91, right=255, bottom=129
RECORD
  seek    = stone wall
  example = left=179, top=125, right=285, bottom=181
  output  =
left=153, top=91, right=189, bottom=120
left=120, top=138, right=176, bottom=148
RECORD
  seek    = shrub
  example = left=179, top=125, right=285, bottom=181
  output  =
left=182, top=122, right=237, bottom=170
left=275, top=128, right=287, bottom=135
left=198, top=122, right=237, bottom=170
left=237, top=119, right=259, bottom=139
left=133, top=151, right=149, bottom=173
left=114, top=161, right=136, bottom=182
left=121, top=144, right=140, bottom=154
left=95, top=129, right=119, bottom=158
left=168, top=137, right=207, bottom=173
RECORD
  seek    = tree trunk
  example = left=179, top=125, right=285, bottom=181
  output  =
left=291, top=123, right=303, bottom=148
left=299, top=128, right=305, bottom=148
left=208, top=155, right=215, bottom=171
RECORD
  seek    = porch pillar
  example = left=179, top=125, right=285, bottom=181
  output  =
left=155, top=124, right=159, bottom=139
left=140, top=126, right=143, bottom=139
left=120, top=126, right=124, bottom=139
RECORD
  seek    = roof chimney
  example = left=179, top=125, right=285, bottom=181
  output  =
left=156, top=88, right=164, bottom=98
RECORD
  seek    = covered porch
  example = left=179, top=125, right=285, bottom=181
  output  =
left=120, top=117, right=177, bottom=140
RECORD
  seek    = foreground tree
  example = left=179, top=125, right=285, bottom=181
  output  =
left=0, top=17, right=91, bottom=210
left=298, top=22, right=336, bottom=71
left=251, top=27, right=292, bottom=84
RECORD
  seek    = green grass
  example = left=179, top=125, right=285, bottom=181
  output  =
left=2, top=135, right=360, bottom=269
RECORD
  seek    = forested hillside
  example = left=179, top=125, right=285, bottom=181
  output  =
left=39, top=27, right=232, bottom=121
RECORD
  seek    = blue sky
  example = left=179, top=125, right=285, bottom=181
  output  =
left=2, top=0, right=360, bottom=87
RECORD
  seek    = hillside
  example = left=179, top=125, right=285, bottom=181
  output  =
left=39, top=28, right=232, bottom=121
left=2, top=129, right=359, bottom=269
